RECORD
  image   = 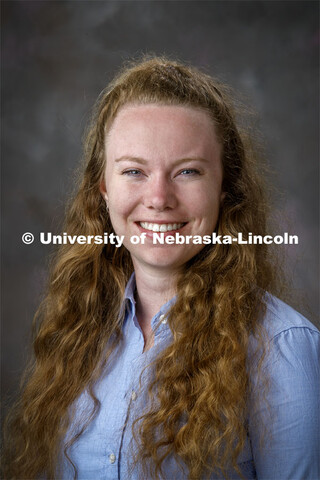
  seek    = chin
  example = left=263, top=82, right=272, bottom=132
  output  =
left=134, top=250, right=192, bottom=271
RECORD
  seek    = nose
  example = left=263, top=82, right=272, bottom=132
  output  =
left=143, top=174, right=177, bottom=211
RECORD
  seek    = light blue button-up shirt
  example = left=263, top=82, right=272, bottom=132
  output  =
left=61, top=274, right=319, bottom=479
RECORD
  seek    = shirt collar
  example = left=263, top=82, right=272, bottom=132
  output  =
left=123, top=272, right=176, bottom=335
left=124, top=272, right=136, bottom=304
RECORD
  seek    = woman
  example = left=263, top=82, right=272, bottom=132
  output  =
left=4, top=57, right=319, bottom=479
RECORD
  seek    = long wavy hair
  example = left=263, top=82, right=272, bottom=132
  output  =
left=3, top=56, right=281, bottom=479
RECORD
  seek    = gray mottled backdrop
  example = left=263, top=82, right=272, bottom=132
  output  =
left=1, top=1, right=319, bottom=412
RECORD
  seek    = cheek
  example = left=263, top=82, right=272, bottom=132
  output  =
left=190, top=192, right=222, bottom=231
left=110, top=180, right=142, bottom=213
left=109, top=191, right=136, bottom=220
left=192, top=191, right=221, bottom=215
left=110, top=200, right=129, bottom=218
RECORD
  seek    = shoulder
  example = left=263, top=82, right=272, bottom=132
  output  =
left=249, top=294, right=319, bottom=375
left=261, top=293, right=319, bottom=341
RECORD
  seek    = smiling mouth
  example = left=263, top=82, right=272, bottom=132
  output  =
left=139, top=222, right=186, bottom=232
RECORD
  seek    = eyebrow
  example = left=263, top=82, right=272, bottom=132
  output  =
left=114, top=156, right=209, bottom=165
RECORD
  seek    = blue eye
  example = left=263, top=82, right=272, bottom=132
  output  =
left=179, top=169, right=200, bottom=176
left=122, top=169, right=142, bottom=176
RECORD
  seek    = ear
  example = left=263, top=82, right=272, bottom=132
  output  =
left=99, top=178, right=108, bottom=203
left=220, top=191, right=226, bottom=203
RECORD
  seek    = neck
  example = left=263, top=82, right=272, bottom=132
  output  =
left=132, top=263, right=178, bottom=345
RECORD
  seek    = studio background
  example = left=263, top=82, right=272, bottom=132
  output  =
left=1, top=1, right=319, bottom=417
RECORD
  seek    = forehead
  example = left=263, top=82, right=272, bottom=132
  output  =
left=105, top=104, right=221, bottom=160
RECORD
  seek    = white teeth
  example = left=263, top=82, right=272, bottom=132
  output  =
left=140, top=222, right=184, bottom=232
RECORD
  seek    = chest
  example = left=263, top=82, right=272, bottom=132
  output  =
left=61, top=319, right=256, bottom=480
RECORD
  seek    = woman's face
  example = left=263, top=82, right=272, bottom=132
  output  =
left=101, top=104, right=224, bottom=275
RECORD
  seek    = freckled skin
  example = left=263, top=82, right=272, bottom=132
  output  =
left=100, top=104, right=224, bottom=276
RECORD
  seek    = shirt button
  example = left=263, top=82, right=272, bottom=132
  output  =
left=160, top=314, right=167, bottom=324
left=131, top=390, right=137, bottom=401
left=109, top=453, right=116, bottom=464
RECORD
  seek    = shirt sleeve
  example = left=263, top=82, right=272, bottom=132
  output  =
left=248, top=327, right=320, bottom=480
